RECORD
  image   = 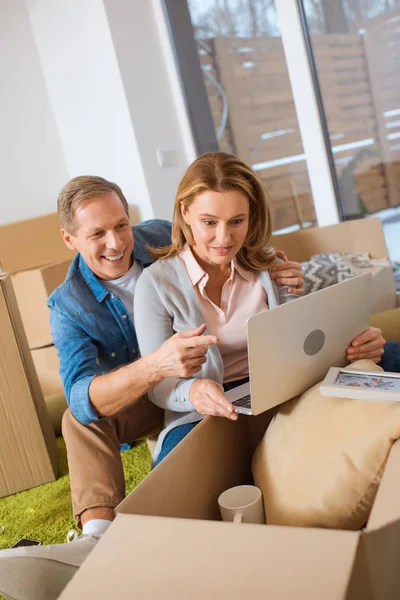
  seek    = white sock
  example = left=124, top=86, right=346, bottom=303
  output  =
left=82, top=518, right=112, bottom=537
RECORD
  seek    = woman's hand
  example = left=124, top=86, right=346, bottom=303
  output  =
left=189, top=379, right=238, bottom=420
left=347, top=326, right=385, bottom=364
left=270, top=250, right=304, bottom=296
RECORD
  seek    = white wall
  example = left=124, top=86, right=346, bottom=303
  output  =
left=103, top=0, right=197, bottom=220
left=0, top=0, right=196, bottom=226
left=26, top=0, right=155, bottom=221
left=0, top=0, right=69, bottom=225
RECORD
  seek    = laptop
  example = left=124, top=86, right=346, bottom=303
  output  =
left=225, top=272, right=372, bottom=415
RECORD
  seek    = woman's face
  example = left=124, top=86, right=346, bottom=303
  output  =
left=181, top=189, right=249, bottom=268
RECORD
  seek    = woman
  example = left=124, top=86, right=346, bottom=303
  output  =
left=134, top=152, right=303, bottom=466
left=134, top=152, right=384, bottom=466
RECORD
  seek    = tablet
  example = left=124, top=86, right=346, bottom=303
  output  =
left=320, top=367, right=400, bottom=402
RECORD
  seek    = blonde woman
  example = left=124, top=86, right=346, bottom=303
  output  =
left=135, top=152, right=384, bottom=466
left=133, top=152, right=305, bottom=465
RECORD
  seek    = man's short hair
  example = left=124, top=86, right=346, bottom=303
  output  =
left=57, top=175, right=129, bottom=234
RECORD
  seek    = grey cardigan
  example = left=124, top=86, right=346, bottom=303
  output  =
left=134, top=254, right=296, bottom=460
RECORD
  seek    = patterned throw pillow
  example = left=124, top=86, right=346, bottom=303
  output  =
left=302, top=252, right=386, bottom=295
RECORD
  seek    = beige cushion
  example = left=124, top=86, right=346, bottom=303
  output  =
left=252, top=360, right=400, bottom=530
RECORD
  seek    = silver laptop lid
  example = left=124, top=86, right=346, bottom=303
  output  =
left=247, top=273, right=372, bottom=415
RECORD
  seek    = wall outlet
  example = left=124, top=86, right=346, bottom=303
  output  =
left=156, top=148, right=177, bottom=168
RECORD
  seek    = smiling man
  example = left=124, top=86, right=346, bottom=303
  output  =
left=0, top=174, right=307, bottom=600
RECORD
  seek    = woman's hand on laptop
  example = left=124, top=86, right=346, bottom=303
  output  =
left=347, top=326, right=385, bottom=364
left=270, top=250, right=304, bottom=296
left=189, top=379, right=238, bottom=421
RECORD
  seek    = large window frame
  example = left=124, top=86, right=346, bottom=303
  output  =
left=162, top=0, right=342, bottom=227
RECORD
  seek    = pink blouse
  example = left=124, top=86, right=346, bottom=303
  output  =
left=179, top=245, right=268, bottom=383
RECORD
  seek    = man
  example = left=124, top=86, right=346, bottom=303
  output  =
left=0, top=175, right=309, bottom=600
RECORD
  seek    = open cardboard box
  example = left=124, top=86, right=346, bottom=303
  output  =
left=61, top=411, right=400, bottom=599
left=272, top=218, right=396, bottom=315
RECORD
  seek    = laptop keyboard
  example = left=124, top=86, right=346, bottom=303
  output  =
left=232, top=394, right=251, bottom=409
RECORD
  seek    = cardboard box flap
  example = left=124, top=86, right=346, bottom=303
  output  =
left=360, top=439, right=400, bottom=598
left=60, top=513, right=361, bottom=600
left=117, top=416, right=253, bottom=520
left=367, top=439, right=400, bottom=531
left=359, top=520, right=400, bottom=600
left=345, top=536, right=374, bottom=600
left=272, top=218, right=389, bottom=262
left=0, top=213, right=73, bottom=273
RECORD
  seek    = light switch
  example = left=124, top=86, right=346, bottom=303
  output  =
left=157, top=148, right=177, bottom=168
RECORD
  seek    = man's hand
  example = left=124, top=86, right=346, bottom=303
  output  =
left=152, top=324, right=217, bottom=379
left=347, top=326, right=385, bottom=364
left=270, top=250, right=304, bottom=296
left=189, top=379, right=238, bottom=420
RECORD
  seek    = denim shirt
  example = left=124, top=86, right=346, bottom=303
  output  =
left=47, top=219, right=172, bottom=425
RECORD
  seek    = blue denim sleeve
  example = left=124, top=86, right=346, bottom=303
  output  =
left=49, top=307, right=105, bottom=425
left=153, top=219, right=172, bottom=246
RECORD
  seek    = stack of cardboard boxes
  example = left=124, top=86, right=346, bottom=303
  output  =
left=0, top=274, right=58, bottom=496
left=0, top=213, right=74, bottom=399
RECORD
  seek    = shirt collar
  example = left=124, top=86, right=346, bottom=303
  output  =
left=179, top=244, right=255, bottom=287
left=78, top=250, right=138, bottom=303
left=179, top=244, right=206, bottom=287
left=233, top=258, right=255, bottom=282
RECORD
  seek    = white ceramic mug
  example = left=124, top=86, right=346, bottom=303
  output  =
left=218, top=485, right=265, bottom=524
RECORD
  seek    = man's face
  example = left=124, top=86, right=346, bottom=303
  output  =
left=62, top=192, right=134, bottom=281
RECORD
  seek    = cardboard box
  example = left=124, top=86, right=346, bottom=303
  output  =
left=0, top=213, right=75, bottom=349
left=11, top=260, right=71, bottom=349
left=0, top=213, right=73, bottom=274
left=31, top=345, right=63, bottom=397
left=272, top=218, right=397, bottom=314
left=0, top=274, right=58, bottom=497
left=365, top=264, right=397, bottom=315
left=61, top=413, right=400, bottom=599
left=272, top=218, right=389, bottom=262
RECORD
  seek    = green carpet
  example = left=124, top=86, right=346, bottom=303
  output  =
left=0, top=437, right=152, bottom=550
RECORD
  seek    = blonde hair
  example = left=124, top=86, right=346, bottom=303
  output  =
left=151, top=152, right=276, bottom=271
left=57, top=175, right=129, bottom=234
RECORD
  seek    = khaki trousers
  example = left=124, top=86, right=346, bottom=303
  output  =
left=62, top=395, right=163, bottom=526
